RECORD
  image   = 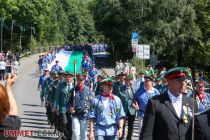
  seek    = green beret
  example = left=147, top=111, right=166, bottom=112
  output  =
left=164, top=67, right=189, bottom=80
left=76, top=72, right=86, bottom=80
left=58, top=70, right=65, bottom=75
left=52, top=72, right=59, bottom=78
left=101, top=78, right=114, bottom=85
left=49, top=71, right=55, bottom=76
left=65, top=72, right=73, bottom=76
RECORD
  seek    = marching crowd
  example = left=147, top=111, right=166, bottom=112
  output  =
left=36, top=48, right=210, bottom=140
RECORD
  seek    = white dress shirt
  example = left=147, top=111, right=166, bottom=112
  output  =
left=168, top=90, right=182, bottom=118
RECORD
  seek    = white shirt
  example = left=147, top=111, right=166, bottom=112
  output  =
left=101, top=96, right=109, bottom=109
left=168, top=90, right=182, bottom=118
left=0, top=61, right=6, bottom=70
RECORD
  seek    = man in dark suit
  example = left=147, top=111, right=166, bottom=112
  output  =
left=140, top=67, right=197, bottom=140
left=194, top=108, right=210, bottom=140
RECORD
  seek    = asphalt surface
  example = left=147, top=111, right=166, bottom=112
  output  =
left=5, top=54, right=140, bottom=140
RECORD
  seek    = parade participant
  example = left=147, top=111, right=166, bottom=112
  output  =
left=144, top=65, right=154, bottom=76
left=194, top=108, right=210, bottom=140
left=82, top=53, right=91, bottom=72
left=194, top=80, right=210, bottom=112
left=46, top=72, right=59, bottom=128
left=116, top=75, right=137, bottom=140
left=37, top=69, right=49, bottom=105
left=55, top=72, right=73, bottom=138
left=135, top=75, right=160, bottom=136
left=89, top=63, right=98, bottom=86
left=84, top=68, right=93, bottom=89
left=134, top=71, right=145, bottom=90
left=154, top=78, right=162, bottom=92
left=94, top=75, right=105, bottom=96
left=42, top=71, right=54, bottom=125
left=113, top=72, right=126, bottom=95
left=51, top=60, right=62, bottom=72
left=0, top=75, right=21, bottom=140
left=54, top=70, right=65, bottom=133
left=140, top=67, right=197, bottom=140
left=89, top=78, right=126, bottom=140
left=69, top=73, right=94, bottom=140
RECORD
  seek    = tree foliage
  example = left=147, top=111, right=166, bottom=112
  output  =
left=0, top=0, right=102, bottom=52
left=91, top=0, right=210, bottom=69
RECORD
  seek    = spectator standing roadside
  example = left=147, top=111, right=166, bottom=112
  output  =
left=0, top=59, right=6, bottom=80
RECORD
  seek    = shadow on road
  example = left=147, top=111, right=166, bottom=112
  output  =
left=21, top=117, right=47, bottom=122
left=24, top=111, right=46, bottom=114
left=21, top=125, right=49, bottom=129
left=21, top=121, right=49, bottom=125
left=23, top=113, right=46, bottom=117
left=22, top=104, right=43, bottom=107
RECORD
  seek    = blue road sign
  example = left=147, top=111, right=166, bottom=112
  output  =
left=132, top=32, right=138, bottom=40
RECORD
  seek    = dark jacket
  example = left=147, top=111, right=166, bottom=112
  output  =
left=140, top=92, right=197, bottom=140
left=194, top=109, right=210, bottom=140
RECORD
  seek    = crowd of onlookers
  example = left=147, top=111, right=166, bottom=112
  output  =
left=0, top=51, right=20, bottom=80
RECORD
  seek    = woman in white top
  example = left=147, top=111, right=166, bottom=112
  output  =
left=0, top=59, right=6, bottom=80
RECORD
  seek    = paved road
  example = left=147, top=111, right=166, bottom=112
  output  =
left=7, top=54, right=140, bottom=140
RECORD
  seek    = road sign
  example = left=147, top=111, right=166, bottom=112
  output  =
left=135, top=45, right=150, bottom=59
left=132, top=32, right=138, bottom=39
left=131, top=32, right=138, bottom=46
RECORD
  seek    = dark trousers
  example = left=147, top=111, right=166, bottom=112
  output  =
left=120, top=112, right=136, bottom=140
left=0, top=69, right=5, bottom=80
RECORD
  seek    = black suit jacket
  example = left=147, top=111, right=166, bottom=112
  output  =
left=140, top=92, right=197, bottom=140
left=194, top=109, right=210, bottom=140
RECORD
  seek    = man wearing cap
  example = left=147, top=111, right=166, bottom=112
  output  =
left=43, top=71, right=55, bottom=127
left=116, top=75, right=137, bottom=140
left=94, top=75, right=104, bottom=96
left=135, top=75, right=160, bottom=136
left=140, top=67, right=197, bottom=140
left=84, top=68, right=93, bottom=89
left=113, top=72, right=126, bottom=95
left=37, top=69, right=50, bottom=105
left=51, top=60, right=62, bottom=72
left=145, top=65, right=154, bottom=77
left=89, top=63, right=98, bottom=86
left=69, top=73, right=94, bottom=140
left=47, top=72, right=60, bottom=129
left=55, top=72, right=74, bottom=138
left=194, top=80, right=210, bottom=112
left=82, top=54, right=91, bottom=72
left=89, top=78, right=126, bottom=140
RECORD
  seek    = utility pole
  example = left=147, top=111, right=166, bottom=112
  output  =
left=0, top=17, right=3, bottom=52
left=10, top=20, right=14, bottom=51
left=20, top=27, right=22, bottom=49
